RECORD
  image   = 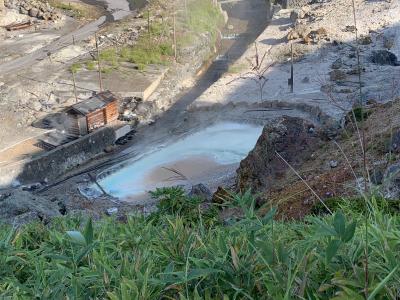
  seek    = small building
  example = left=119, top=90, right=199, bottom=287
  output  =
left=66, top=91, right=119, bottom=136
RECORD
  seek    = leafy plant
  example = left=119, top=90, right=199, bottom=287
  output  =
left=0, top=191, right=399, bottom=299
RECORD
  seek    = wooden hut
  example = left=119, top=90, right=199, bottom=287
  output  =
left=66, top=91, right=119, bottom=136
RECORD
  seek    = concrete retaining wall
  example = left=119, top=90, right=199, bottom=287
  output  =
left=0, top=127, right=116, bottom=186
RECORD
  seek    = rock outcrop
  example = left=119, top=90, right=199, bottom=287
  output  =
left=236, top=116, right=321, bottom=194
left=0, top=189, right=61, bottom=226
left=4, top=0, right=60, bottom=20
left=382, top=162, right=400, bottom=200
left=370, top=50, right=400, bottom=66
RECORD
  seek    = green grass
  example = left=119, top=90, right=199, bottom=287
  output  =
left=69, top=63, right=82, bottom=74
left=94, top=0, right=224, bottom=71
left=0, top=188, right=399, bottom=299
left=86, top=60, right=97, bottom=71
left=186, top=0, right=225, bottom=42
left=48, top=0, right=97, bottom=19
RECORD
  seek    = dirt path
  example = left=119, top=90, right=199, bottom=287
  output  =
left=0, top=0, right=137, bottom=74
left=192, top=0, right=400, bottom=120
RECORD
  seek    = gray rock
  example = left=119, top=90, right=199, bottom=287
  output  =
left=290, top=9, right=304, bottom=23
left=344, top=25, right=356, bottom=33
left=370, top=168, right=384, bottom=185
left=301, top=76, right=310, bottom=83
left=0, top=193, right=11, bottom=201
left=29, top=7, right=39, bottom=17
left=106, top=207, right=118, bottom=216
left=370, top=50, right=400, bottom=66
left=329, top=69, right=347, bottom=81
left=383, top=163, right=400, bottom=199
left=20, top=6, right=28, bottom=14
left=329, top=160, right=338, bottom=168
left=359, top=35, right=372, bottom=45
left=188, top=183, right=212, bottom=201
left=331, top=58, right=342, bottom=69
left=383, top=35, right=395, bottom=49
left=13, top=211, right=41, bottom=226
left=236, top=116, right=321, bottom=193
left=388, top=130, right=400, bottom=154
left=0, top=189, right=60, bottom=226
left=31, top=100, right=42, bottom=111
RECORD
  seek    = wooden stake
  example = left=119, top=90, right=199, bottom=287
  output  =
left=95, top=33, right=103, bottom=92
left=88, top=173, right=108, bottom=196
left=290, top=43, right=294, bottom=93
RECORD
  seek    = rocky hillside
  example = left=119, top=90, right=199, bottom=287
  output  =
left=232, top=99, right=400, bottom=219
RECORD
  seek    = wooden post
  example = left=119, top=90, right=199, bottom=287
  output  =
left=173, top=13, right=177, bottom=62
left=147, top=10, right=151, bottom=40
left=289, top=43, right=294, bottom=93
left=88, top=173, right=108, bottom=196
left=184, top=0, right=188, bottom=21
left=72, top=35, right=75, bottom=45
left=72, top=70, right=78, bottom=103
left=95, top=33, right=103, bottom=92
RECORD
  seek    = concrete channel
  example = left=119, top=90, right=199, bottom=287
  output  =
left=85, top=0, right=274, bottom=200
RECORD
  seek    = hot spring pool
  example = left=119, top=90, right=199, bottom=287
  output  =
left=95, top=122, right=263, bottom=200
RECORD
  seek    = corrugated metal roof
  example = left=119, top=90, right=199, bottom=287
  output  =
left=69, top=91, right=117, bottom=115
left=96, top=90, right=116, bottom=104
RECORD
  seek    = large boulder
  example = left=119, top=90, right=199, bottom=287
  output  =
left=0, top=189, right=61, bottom=226
left=370, top=50, right=400, bottom=66
left=236, top=116, right=321, bottom=193
left=188, top=183, right=212, bottom=202
left=382, top=163, right=400, bottom=200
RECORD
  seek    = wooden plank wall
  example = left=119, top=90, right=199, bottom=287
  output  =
left=104, top=102, right=119, bottom=124
left=66, top=115, right=81, bottom=136
left=87, top=109, right=105, bottom=132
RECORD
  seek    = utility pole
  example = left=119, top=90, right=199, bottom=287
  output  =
left=147, top=10, right=151, bottom=40
left=95, top=33, right=103, bottom=92
left=184, top=0, right=188, bottom=21
left=288, top=43, right=294, bottom=93
left=173, top=12, right=177, bottom=62
left=72, top=70, right=78, bottom=103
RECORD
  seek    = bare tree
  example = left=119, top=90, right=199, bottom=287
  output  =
left=227, top=43, right=273, bottom=101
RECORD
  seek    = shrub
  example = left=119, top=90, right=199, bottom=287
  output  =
left=0, top=189, right=399, bottom=298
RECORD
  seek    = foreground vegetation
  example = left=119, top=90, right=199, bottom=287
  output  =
left=0, top=188, right=399, bottom=299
